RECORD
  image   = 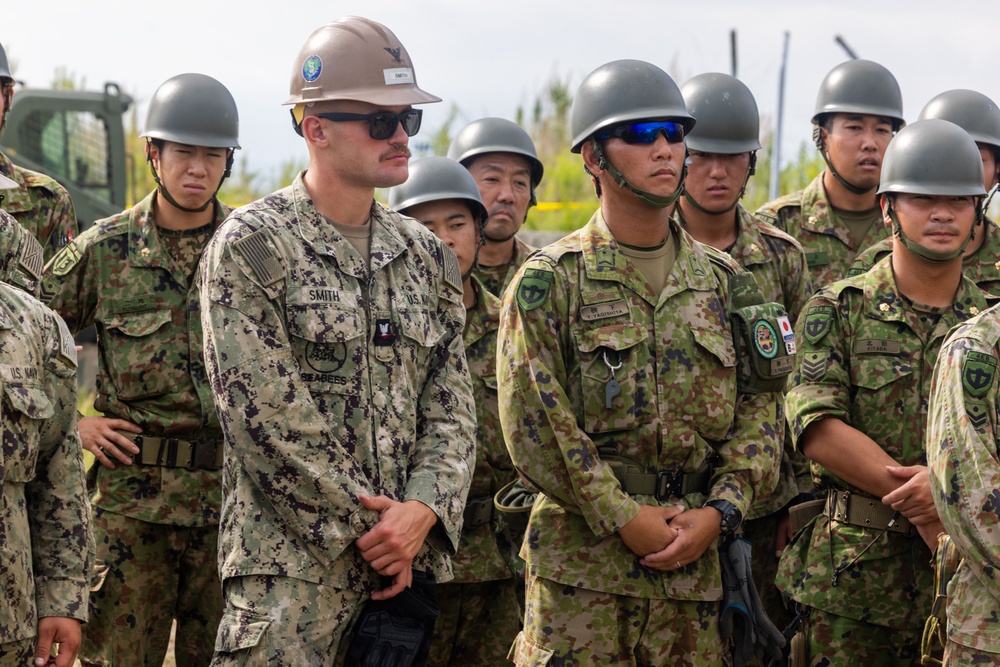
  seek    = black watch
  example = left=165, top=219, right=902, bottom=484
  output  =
left=705, top=500, right=743, bottom=537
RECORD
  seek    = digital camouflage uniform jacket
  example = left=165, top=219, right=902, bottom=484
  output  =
left=927, top=309, right=1000, bottom=652
left=778, top=256, right=996, bottom=631
left=850, top=218, right=1000, bottom=295
left=0, top=151, right=77, bottom=263
left=41, top=190, right=227, bottom=527
left=756, top=172, right=890, bottom=290
left=199, top=172, right=475, bottom=592
left=0, top=283, right=91, bottom=644
left=680, top=204, right=814, bottom=518
left=498, top=210, right=781, bottom=601
left=454, top=276, right=514, bottom=583
left=471, top=235, right=535, bottom=297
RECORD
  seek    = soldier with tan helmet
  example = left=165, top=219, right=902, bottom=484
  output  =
left=200, top=17, right=475, bottom=665
left=41, top=72, right=240, bottom=666
left=448, top=118, right=543, bottom=296
left=757, top=60, right=904, bottom=290
left=0, top=40, right=77, bottom=262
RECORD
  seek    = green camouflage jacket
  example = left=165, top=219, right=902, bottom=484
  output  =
left=497, top=209, right=781, bottom=600
left=0, top=151, right=77, bottom=263
left=680, top=203, right=814, bottom=517
left=0, top=283, right=91, bottom=644
left=454, top=276, right=515, bottom=583
left=850, top=218, right=1000, bottom=295
left=927, top=309, right=1000, bottom=652
left=778, top=256, right=996, bottom=630
left=41, top=190, right=227, bottom=527
left=471, top=235, right=535, bottom=297
left=756, top=173, right=890, bottom=290
left=200, top=172, right=476, bottom=592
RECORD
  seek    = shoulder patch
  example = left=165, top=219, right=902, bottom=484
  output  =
left=442, top=246, right=462, bottom=293
left=233, top=230, right=282, bottom=287
left=963, top=351, right=997, bottom=398
left=801, top=349, right=829, bottom=383
left=803, top=305, right=834, bottom=345
left=516, top=268, right=554, bottom=311
left=49, top=242, right=82, bottom=277
left=704, top=245, right=744, bottom=276
left=55, top=313, right=77, bottom=369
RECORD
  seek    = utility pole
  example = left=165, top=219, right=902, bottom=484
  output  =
left=770, top=31, right=790, bottom=201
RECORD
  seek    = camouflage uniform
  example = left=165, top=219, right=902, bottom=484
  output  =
left=200, top=172, right=475, bottom=664
left=471, top=235, right=535, bottom=297
left=0, top=282, right=91, bottom=659
left=756, top=173, right=890, bottom=290
left=926, top=308, right=1000, bottom=663
left=680, top=203, right=814, bottom=630
left=850, top=218, right=1000, bottom=294
left=428, top=276, right=520, bottom=667
left=778, top=256, right=996, bottom=665
left=41, top=189, right=229, bottom=667
left=0, top=151, right=77, bottom=262
left=498, top=210, right=781, bottom=664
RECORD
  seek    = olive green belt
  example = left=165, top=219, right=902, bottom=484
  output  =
left=604, top=455, right=711, bottom=500
left=119, top=432, right=224, bottom=470
left=825, top=488, right=913, bottom=535
left=463, top=497, right=494, bottom=528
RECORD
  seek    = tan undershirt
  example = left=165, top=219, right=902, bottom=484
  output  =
left=619, top=233, right=678, bottom=296
left=832, top=205, right=882, bottom=245
left=329, top=217, right=372, bottom=266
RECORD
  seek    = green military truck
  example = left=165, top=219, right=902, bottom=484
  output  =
left=1, top=82, right=132, bottom=231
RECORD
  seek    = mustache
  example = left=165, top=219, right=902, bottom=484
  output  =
left=380, top=145, right=411, bottom=161
left=489, top=204, right=517, bottom=219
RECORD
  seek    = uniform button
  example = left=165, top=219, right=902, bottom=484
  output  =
left=352, top=521, right=366, bottom=535
left=808, top=216, right=817, bottom=224
left=879, top=303, right=889, bottom=312
left=971, top=306, right=981, bottom=316
left=995, top=260, right=1000, bottom=270
left=750, top=244, right=759, bottom=253
left=140, top=247, right=150, bottom=258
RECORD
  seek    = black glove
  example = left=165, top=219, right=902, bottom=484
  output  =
left=719, top=536, right=786, bottom=666
left=493, top=478, right=537, bottom=577
left=344, top=571, right=440, bottom=667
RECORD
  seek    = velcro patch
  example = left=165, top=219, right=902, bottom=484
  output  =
left=803, top=306, right=834, bottom=345
left=233, top=231, right=282, bottom=287
left=49, top=242, right=82, bottom=277
left=854, top=339, right=900, bottom=355
left=805, top=251, right=829, bottom=268
left=55, top=314, right=77, bottom=368
left=966, top=399, right=990, bottom=433
left=963, top=351, right=997, bottom=398
left=18, top=238, right=43, bottom=281
left=516, top=268, right=553, bottom=311
left=801, top=350, right=829, bottom=383
left=580, top=299, right=628, bottom=321
left=442, top=247, right=462, bottom=293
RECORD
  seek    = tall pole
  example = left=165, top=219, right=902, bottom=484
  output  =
left=770, top=31, right=790, bottom=201
left=730, top=29, right=738, bottom=77
left=834, top=35, right=859, bottom=59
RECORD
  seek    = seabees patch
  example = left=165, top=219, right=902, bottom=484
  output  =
left=516, top=268, right=553, bottom=311
left=963, top=351, right=997, bottom=398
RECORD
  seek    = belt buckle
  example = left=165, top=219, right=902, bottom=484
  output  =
left=655, top=469, right=682, bottom=501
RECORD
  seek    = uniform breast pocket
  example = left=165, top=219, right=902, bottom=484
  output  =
left=397, top=306, right=447, bottom=384
left=686, top=327, right=738, bottom=438
left=286, top=304, right=364, bottom=398
left=102, top=309, right=173, bottom=400
left=1, top=383, right=54, bottom=483
left=575, top=323, right=654, bottom=433
left=849, top=356, right=914, bottom=447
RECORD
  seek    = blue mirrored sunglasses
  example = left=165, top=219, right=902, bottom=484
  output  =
left=597, top=120, right=685, bottom=145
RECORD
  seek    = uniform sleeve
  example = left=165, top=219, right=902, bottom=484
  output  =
left=780, top=244, right=813, bottom=327
left=786, top=292, right=853, bottom=447
left=200, top=225, right=382, bottom=563
left=28, top=310, right=92, bottom=620
left=404, top=252, right=476, bottom=551
left=927, top=330, right=1000, bottom=572
left=498, top=259, right=641, bottom=539
left=40, top=236, right=98, bottom=333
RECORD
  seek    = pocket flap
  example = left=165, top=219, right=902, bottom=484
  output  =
left=575, top=323, right=646, bottom=354
left=4, top=384, right=54, bottom=420
left=692, top=327, right=736, bottom=368
left=214, top=609, right=270, bottom=653
left=106, top=309, right=171, bottom=338
left=508, top=631, right=554, bottom=665
left=287, top=304, right=363, bottom=344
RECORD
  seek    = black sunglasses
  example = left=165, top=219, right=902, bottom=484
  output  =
left=314, top=108, right=423, bottom=140
left=596, top=120, right=685, bottom=145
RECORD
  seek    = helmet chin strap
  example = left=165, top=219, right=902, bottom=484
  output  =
left=146, top=142, right=232, bottom=214
left=682, top=152, right=756, bottom=215
left=590, top=137, right=685, bottom=209
left=889, top=201, right=976, bottom=263
left=813, top=126, right=875, bottom=196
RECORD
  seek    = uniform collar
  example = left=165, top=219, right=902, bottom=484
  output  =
left=292, top=171, right=407, bottom=278
left=463, top=276, right=500, bottom=347
left=128, top=190, right=228, bottom=271
left=863, top=254, right=990, bottom=326
left=0, top=152, right=32, bottom=214
left=0, top=295, right=14, bottom=330
left=725, top=205, right=769, bottom=267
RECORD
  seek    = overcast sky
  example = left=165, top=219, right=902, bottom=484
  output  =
left=6, top=0, right=999, bottom=186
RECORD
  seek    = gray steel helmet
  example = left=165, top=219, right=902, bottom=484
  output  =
left=878, top=119, right=986, bottom=197
left=812, top=59, right=904, bottom=129
left=447, top=118, right=544, bottom=187
left=141, top=73, right=240, bottom=149
left=0, top=210, right=43, bottom=298
left=570, top=59, right=695, bottom=154
left=389, top=156, right=488, bottom=223
left=918, top=89, right=1000, bottom=150
left=681, top=73, right=761, bottom=154
left=0, top=41, right=11, bottom=81
left=285, top=16, right=440, bottom=107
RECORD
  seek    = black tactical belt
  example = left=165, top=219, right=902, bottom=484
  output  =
left=121, top=433, right=224, bottom=470
left=613, top=467, right=711, bottom=500
left=825, top=488, right=913, bottom=535
left=463, top=497, right=494, bottom=528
